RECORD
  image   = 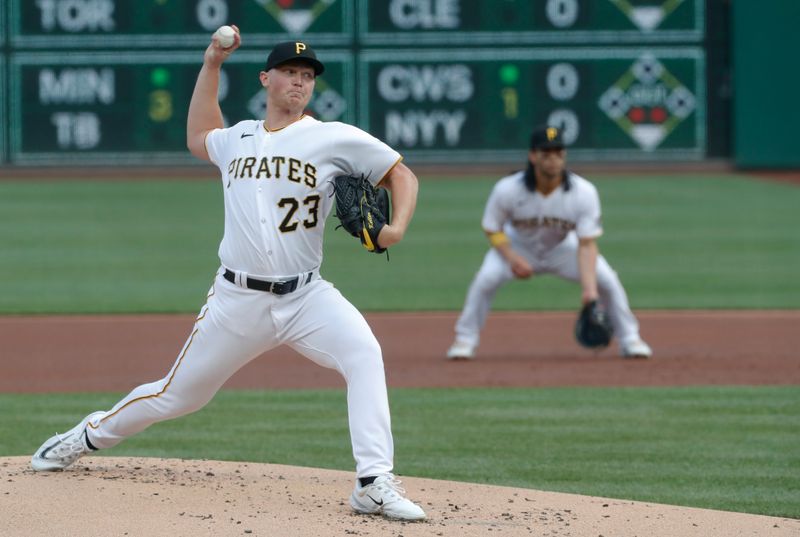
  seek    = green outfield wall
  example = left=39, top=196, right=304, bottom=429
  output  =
left=0, top=1, right=795, bottom=168
left=732, top=1, right=800, bottom=168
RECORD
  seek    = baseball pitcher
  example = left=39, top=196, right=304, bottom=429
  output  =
left=446, top=126, right=652, bottom=361
left=32, top=28, right=426, bottom=522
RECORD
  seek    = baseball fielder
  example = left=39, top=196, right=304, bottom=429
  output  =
left=32, top=29, right=426, bottom=521
left=446, top=126, right=652, bottom=360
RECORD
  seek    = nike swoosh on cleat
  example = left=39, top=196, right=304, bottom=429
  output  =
left=39, top=437, right=66, bottom=459
left=241, top=133, right=254, bottom=138
left=366, top=494, right=383, bottom=506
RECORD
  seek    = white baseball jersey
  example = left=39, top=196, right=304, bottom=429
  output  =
left=78, top=115, right=405, bottom=479
left=454, top=169, right=643, bottom=351
left=482, top=170, right=602, bottom=259
left=205, top=115, right=401, bottom=278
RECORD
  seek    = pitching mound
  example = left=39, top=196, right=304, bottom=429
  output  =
left=2, top=456, right=796, bottom=536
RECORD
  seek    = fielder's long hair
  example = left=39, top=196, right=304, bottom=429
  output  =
left=522, top=161, right=572, bottom=193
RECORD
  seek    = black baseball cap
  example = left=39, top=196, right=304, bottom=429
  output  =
left=530, top=125, right=565, bottom=150
left=264, top=41, right=325, bottom=76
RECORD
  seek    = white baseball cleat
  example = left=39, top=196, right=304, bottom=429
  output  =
left=621, top=339, right=653, bottom=359
left=31, top=411, right=104, bottom=471
left=350, top=474, right=427, bottom=521
left=446, top=339, right=475, bottom=360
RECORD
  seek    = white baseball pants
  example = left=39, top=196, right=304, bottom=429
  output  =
left=85, top=271, right=394, bottom=478
left=454, top=234, right=642, bottom=349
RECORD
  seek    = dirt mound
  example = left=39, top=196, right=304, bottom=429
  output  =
left=2, top=456, right=796, bottom=536
left=3, top=311, right=798, bottom=535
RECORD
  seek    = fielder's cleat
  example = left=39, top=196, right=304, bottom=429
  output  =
left=31, top=411, right=104, bottom=471
left=350, top=474, right=426, bottom=521
left=621, top=339, right=653, bottom=359
left=446, top=339, right=475, bottom=360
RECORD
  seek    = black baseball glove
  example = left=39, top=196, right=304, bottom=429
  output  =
left=332, top=174, right=390, bottom=254
left=575, top=300, right=614, bottom=349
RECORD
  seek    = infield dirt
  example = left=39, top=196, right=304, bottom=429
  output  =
left=2, top=310, right=798, bottom=536
left=1, top=311, right=797, bottom=392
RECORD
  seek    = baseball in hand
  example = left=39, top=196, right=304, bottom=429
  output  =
left=214, top=25, right=236, bottom=48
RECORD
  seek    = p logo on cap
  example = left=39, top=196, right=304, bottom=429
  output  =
left=530, top=125, right=565, bottom=150
left=264, top=41, right=325, bottom=76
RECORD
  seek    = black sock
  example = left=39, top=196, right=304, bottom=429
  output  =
left=359, top=476, right=377, bottom=487
left=83, top=430, right=98, bottom=451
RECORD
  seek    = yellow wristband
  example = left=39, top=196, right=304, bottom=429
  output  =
left=487, top=232, right=510, bottom=247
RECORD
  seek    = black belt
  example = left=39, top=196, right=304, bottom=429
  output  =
left=223, top=269, right=311, bottom=295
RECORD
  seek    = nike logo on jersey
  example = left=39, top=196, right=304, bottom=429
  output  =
left=366, top=494, right=384, bottom=506
left=240, top=133, right=254, bottom=138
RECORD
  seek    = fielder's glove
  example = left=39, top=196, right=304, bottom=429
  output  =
left=575, top=300, right=614, bottom=349
left=332, top=174, right=390, bottom=254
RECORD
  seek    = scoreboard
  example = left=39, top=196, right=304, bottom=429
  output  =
left=9, top=50, right=354, bottom=164
left=360, top=47, right=705, bottom=162
left=11, top=0, right=353, bottom=47
left=360, top=0, right=703, bottom=44
left=1, top=0, right=707, bottom=165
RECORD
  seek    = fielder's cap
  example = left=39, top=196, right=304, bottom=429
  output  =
left=530, top=125, right=565, bottom=150
left=265, top=41, right=325, bottom=76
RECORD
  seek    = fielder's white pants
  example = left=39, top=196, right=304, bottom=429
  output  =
left=85, top=271, right=394, bottom=478
left=454, top=234, right=642, bottom=350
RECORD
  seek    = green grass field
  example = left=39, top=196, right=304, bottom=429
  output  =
left=0, top=174, right=798, bottom=313
left=2, top=173, right=799, bottom=519
left=3, top=386, right=798, bottom=518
